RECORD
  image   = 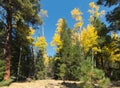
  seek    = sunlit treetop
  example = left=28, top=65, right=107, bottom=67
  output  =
left=51, top=18, right=66, bottom=52
left=71, top=8, right=83, bottom=22
left=34, top=36, right=48, bottom=52
left=71, top=8, right=82, bottom=20
left=56, top=18, right=65, bottom=33
left=89, top=2, right=96, bottom=8
left=71, top=8, right=84, bottom=45
left=88, top=2, right=105, bottom=23
left=71, top=8, right=84, bottom=31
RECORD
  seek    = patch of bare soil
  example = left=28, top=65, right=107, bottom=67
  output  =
left=0, top=80, right=120, bottom=88
left=0, top=80, right=64, bottom=88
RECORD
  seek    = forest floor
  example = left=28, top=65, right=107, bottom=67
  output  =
left=0, top=79, right=120, bottom=88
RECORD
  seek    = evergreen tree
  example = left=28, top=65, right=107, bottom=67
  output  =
left=34, top=50, right=46, bottom=80
left=69, top=42, right=83, bottom=80
left=0, top=0, right=42, bottom=80
left=96, top=1, right=120, bottom=80
left=60, top=28, right=73, bottom=80
left=97, top=0, right=120, bottom=31
left=79, top=58, right=110, bottom=88
left=10, top=24, right=36, bottom=80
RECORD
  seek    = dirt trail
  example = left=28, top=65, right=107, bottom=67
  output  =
left=0, top=80, right=66, bottom=88
left=0, top=80, right=120, bottom=88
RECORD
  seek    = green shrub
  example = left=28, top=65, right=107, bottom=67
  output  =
left=59, top=63, right=66, bottom=80
left=79, top=59, right=110, bottom=88
left=0, top=79, right=13, bottom=87
left=35, top=70, right=45, bottom=79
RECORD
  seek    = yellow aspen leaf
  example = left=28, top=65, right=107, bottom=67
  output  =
left=71, top=8, right=82, bottom=21
left=74, top=21, right=83, bottom=29
left=89, top=2, right=96, bottom=8
left=71, top=8, right=82, bottom=17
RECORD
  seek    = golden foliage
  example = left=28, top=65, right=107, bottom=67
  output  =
left=74, top=21, right=83, bottom=30
left=51, top=33, right=62, bottom=52
left=88, top=2, right=105, bottom=23
left=71, top=8, right=83, bottom=29
left=51, top=18, right=64, bottom=52
left=35, top=36, right=48, bottom=51
left=71, top=32, right=79, bottom=45
left=51, top=34, right=62, bottom=46
left=103, top=33, right=120, bottom=62
left=29, top=27, right=35, bottom=35
left=71, top=8, right=82, bottom=20
left=80, top=25, right=98, bottom=52
left=71, top=8, right=84, bottom=44
left=43, top=53, right=49, bottom=66
left=56, top=18, right=64, bottom=33
left=89, top=2, right=96, bottom=8
left=17, top=25, right=35, bottom=44
left=26, top=27, right=35, bottom=44
left=26, top=36, right=34, bottom=43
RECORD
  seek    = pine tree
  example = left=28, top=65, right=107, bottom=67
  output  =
left=34, top=50, right=46, bottom=79
left=60, top=28, right=73, bottom=80
left=97, top=0, right=120, bottom=31
left=0, top=0, right=42, bottom=80
left=79, top=58, right=110, bottom=88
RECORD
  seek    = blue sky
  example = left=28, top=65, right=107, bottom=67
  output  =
left=40, top=0, right=113, bottom=56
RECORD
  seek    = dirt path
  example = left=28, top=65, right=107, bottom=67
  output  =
left=0, top=80, right=120, bottom=88
left=0, top=80, right=66, bottom=88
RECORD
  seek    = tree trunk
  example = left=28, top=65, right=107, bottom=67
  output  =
left=4, top=3, right=12, bottom=80
left=42, top=24, right=44, bottom=36
left=17, top=47, right=22, bottom=81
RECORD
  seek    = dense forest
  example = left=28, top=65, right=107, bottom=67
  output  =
left=0, top=0, right=120, bottom=88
